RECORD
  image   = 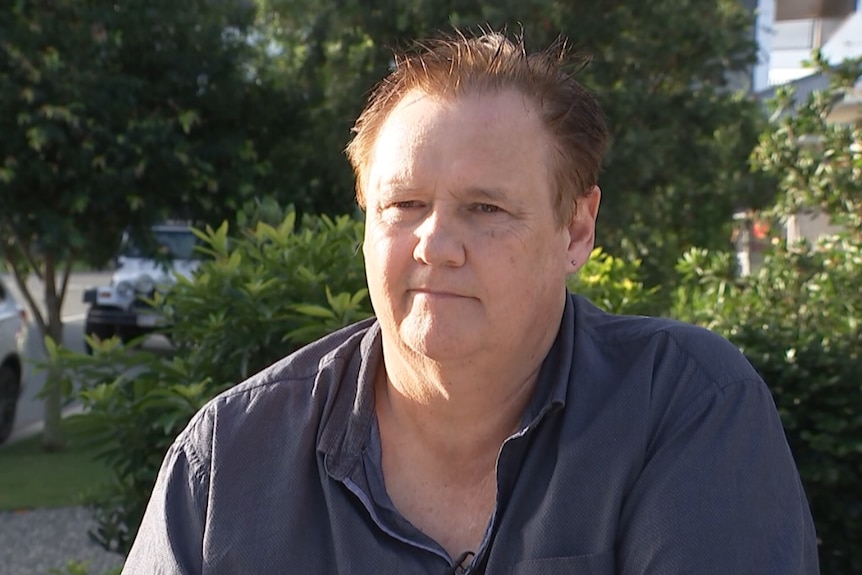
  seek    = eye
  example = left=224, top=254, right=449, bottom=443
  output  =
left=376, top=199, right=424, bottom=215
left=392, top=200, right=424, bottom=209
left=377, top=199, right=426, bottom=221
left=472, top=203, right=502, bottom=214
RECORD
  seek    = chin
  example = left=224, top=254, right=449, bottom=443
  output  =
left=399, top=326, right=482, bottom=362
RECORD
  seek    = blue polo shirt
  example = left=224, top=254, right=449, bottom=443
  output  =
left=123, top=294, right=819, bottom=574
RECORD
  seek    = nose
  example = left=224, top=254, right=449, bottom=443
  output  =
left=412, top=209, right=466, bottom=267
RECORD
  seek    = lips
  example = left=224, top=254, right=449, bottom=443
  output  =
left=409, top=288, right=470, bottom=299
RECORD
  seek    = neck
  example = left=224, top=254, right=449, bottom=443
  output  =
left=376, top=336, right=545, bottom=462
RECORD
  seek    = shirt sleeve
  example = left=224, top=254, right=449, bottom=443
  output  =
left=617, top=377, right=820, bottom=574
left=122, top=435, right=209, bottom=575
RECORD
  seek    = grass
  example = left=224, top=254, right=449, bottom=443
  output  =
left=0, top=431, right=112, bottom=510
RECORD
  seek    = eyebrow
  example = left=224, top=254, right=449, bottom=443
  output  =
left=373, top=181, right=519, bottom=206
left=457, top=186, right=512, bottom=204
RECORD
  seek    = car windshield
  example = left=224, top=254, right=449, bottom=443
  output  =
left=119, top=229, right=200, bottom=260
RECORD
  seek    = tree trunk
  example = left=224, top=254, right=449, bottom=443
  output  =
left=41, top=364, right=65, bottom=451
left=41, top=257, right=65, bottom=451
left=4, top=247, right=74, bottom=451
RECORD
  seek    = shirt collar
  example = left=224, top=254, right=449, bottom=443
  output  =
left=322, top=293, right=577, bottom=477
left=321, top=321, right=382, bottom=480
left=517, top=292, right=575, bottom=429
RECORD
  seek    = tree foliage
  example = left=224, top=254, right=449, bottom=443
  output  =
left=0, top=0, right=270, bottom=268
left=255, top=0, right=768, bottom=290
left=0, top=0, right=284, bottom=448
left=753, top=52, right=862, bottom=238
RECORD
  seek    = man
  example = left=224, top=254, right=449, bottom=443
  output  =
left=123, top=30, right=819, bottom=574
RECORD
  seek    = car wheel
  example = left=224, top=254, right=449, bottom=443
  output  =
left=84, top=321, right=116, bottom=355
left=0, top=364, right=21, bottom=445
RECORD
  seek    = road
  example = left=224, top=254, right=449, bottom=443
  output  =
left=2, top=270, right=170, bottom=442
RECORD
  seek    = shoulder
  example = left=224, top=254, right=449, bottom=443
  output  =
left=176, top=318, right=378, bottom=465
left=560, top=300, right=817, bottom=573
left=570, top=294, right=759, bottom=391
left=566, top=294, right=783, bottom=469
left=220, top=316, right=376, bottom=402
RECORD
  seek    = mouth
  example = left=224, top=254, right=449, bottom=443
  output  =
left=409, top=288, right=469, bottom=299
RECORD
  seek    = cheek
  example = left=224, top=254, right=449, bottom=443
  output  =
left=364, top=224, right=390, bottom=267
left=496, top=233, right=567, bottom=290
left=370, top=232, right=392, bottom=256
left=364, top=228, right=410, bottom=291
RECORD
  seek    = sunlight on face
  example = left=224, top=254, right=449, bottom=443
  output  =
left=363, top=89, right=575, bottom=365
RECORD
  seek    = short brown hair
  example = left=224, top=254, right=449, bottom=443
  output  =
left=345, top=29, right=610, bottom=226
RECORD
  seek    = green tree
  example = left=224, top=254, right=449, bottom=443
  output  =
left=0, top=0, right=282, bottom=449
left=753, top=52, right=862, bottom=239
left=256, top=0, right=768, bottom=293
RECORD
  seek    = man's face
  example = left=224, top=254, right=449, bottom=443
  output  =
left=363, top=89, right=594, bottom=363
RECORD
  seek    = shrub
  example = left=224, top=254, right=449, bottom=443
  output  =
left=55, top=340, right=215, bottom=553
left=57, top=207, right=371, bottom=553
left=674, top=237, right=862, bottom=574
left=163, top=209, right=370, bottom=385
left=568, top=248, right=660, bottom=316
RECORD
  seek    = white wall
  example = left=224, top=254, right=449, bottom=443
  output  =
left=754, top=0, right=776, bottom=91
left=756, top=0, right=862, bottom=89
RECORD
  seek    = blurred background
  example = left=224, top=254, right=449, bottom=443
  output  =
left=1, top=0, right=860, bottom=573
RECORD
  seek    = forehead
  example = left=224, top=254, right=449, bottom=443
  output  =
left=366, top=89, right=553, bottom=192
left=378, top=87, right=543, bottom=141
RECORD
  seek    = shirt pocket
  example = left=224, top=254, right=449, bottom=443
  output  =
left=509, top=550, right=614, bottom=575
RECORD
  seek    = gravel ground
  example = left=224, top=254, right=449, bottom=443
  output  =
left=0, top=507, right=125, bottom=575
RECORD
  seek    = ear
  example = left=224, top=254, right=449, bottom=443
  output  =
left=566, top=186, right=601, bottom=273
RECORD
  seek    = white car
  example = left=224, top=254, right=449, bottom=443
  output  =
left=0, top=277, right=27, bottom=445
left=82, top=224, right=201, bottom=352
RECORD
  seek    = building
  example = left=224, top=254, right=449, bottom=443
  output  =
left=734, top=0, right=861, bottom=274
left=755, top=0, right=862, bottom=90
